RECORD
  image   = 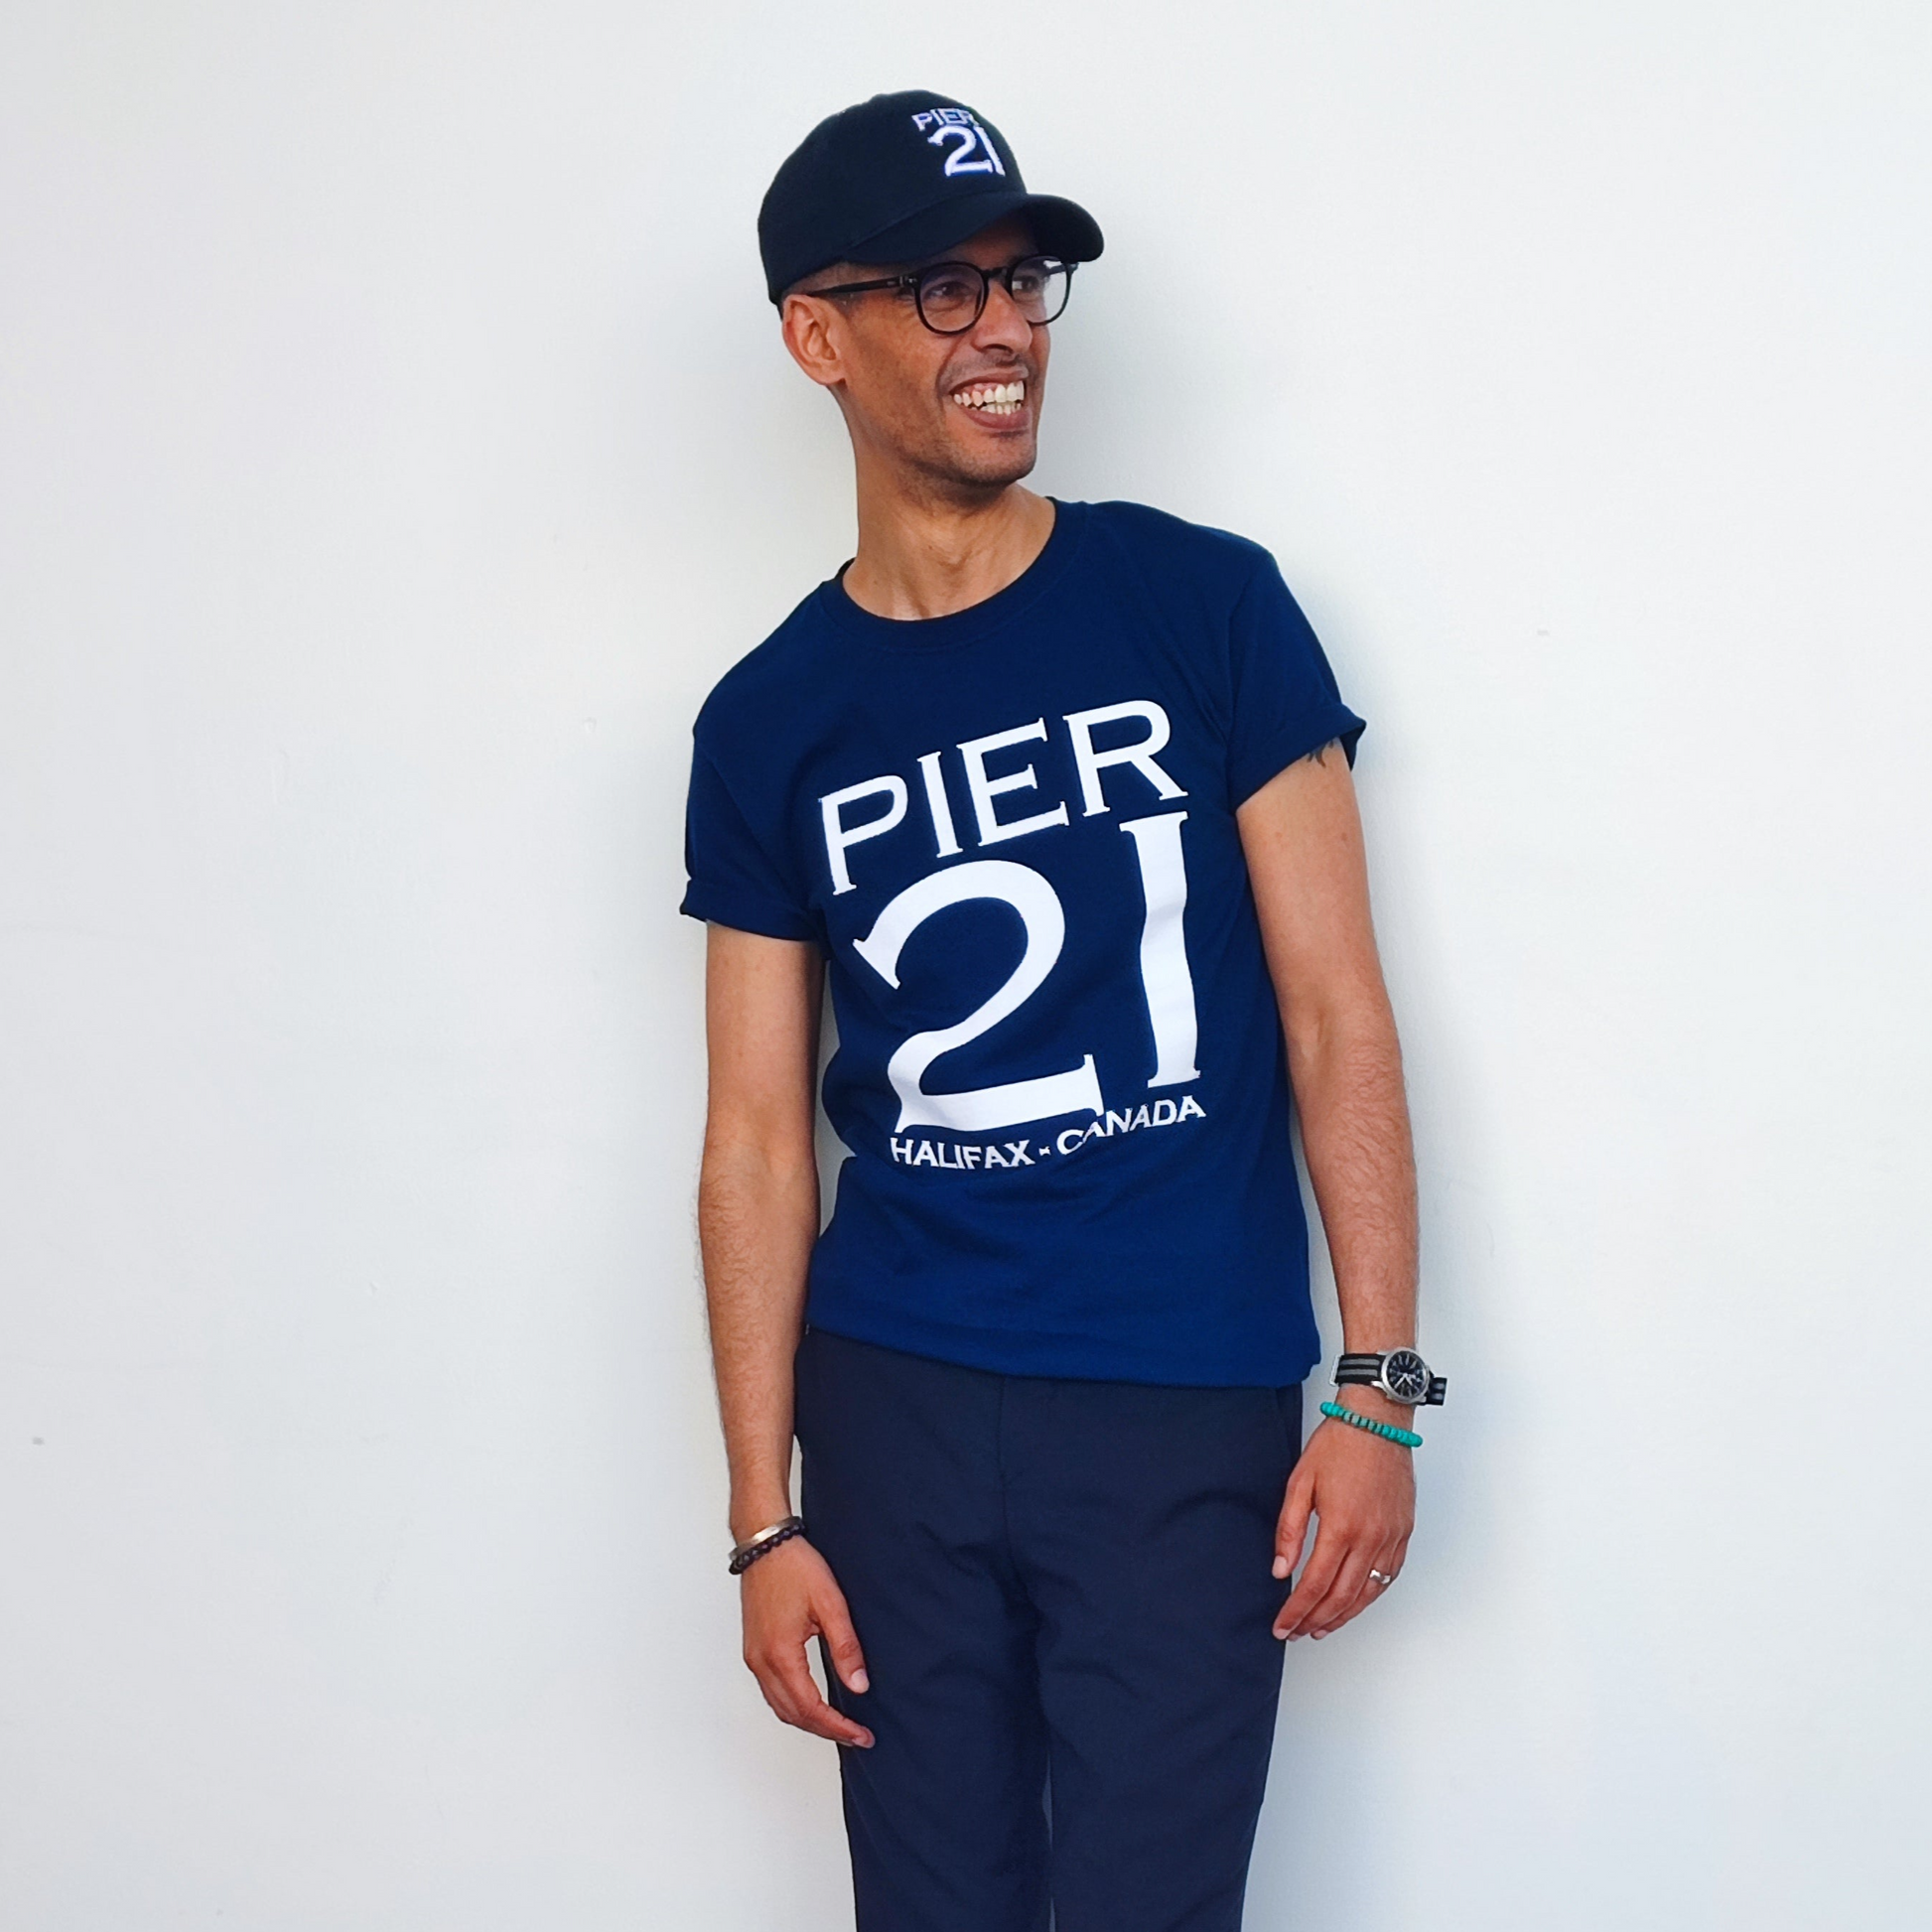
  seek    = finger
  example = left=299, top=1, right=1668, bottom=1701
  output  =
left=1365, top=1540, right=1409, bottom=1606
left=814, top=1584, right=871, bottom=1696
left=1309, top=1541, right=1400, bottom=1638
left=1315, top=1529, right=1411, bottom=1637
left=1273, top=1468, right=1314, bottom=1581
left=1298, top=1544, right=1376, bottom=1640
left=752, top=1644, right=875, bottom=1748
left=1274, top=1517, right=1352, bottom=1638
left=1277, top=1510, right=1375, bottom=1638
left=1359, top=1529, right=1411, bottom=1605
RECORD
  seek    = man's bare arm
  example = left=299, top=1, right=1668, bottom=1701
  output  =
left=700, top=923, right=873, bottom=1746
left=1236, top=743, right=1421, bottom=1640
left=701, top=925, right=821, bottom=1536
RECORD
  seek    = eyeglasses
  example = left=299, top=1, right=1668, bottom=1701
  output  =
left=809, top=254, right=1075, bottom=335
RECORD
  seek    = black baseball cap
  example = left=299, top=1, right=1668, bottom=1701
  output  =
left=759, top=90, right=1104, bottom=305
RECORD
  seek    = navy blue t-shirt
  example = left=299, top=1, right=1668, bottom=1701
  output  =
left=681, top=499, right=1364, bottom=1386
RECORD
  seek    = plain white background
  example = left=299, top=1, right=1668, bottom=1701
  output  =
left=3, top=3, right=1928, bottom=1926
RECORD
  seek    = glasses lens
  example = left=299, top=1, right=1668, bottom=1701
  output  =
left=1008, top=257, right=1071, bottom=325
left=916, top=263, right=986, bottom=333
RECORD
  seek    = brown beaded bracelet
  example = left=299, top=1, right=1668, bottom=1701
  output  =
left=728, top=1515, right=806, bottom=1576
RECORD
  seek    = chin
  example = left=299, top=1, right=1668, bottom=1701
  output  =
left=933, top=433, right=1038, bottom=493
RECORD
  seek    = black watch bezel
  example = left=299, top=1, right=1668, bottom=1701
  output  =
left=1380, top=1346, right=1432, bottom=1404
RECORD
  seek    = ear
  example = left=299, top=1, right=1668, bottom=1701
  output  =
left=780, top=292, right=848, bottom=391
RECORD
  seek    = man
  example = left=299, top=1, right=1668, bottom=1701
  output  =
left=681, top=90, right=1445, bottom=1932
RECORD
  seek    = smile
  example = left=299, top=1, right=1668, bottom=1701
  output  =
left=951, top=380, right=1027, bottom=418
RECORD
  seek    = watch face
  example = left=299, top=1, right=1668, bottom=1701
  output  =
left=1382, top=1349, right=1430, bottom=1403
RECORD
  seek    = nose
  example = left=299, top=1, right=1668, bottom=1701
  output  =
left=969, top=273, right=1035, bottom=353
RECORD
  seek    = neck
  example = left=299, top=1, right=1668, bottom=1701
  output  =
left=841, top=468, right=1055, bottom=621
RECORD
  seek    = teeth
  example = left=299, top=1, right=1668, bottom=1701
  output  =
left=952, top=380, right=1027, bottom=415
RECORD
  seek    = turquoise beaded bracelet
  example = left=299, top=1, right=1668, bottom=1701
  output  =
left=1319, top=1400, right=1423, bottom=1449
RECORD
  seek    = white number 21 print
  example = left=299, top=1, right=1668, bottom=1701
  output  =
left=852, top=812, right=1199, bottom=1133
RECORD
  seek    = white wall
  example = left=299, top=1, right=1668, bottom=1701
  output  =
left=3, top=4, right=1927, bottom=1926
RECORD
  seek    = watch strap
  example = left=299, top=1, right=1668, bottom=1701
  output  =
left=1333, top=1353, right=1449, bottom=1406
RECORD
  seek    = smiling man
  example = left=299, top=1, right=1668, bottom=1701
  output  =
left=681, top=90, right=1445, bottom=1932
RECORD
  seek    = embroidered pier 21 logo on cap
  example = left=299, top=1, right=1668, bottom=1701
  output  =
left=911, top=105, right=1008, bottom=179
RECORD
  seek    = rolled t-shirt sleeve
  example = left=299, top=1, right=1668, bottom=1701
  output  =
left=680, top=744, right=817, bottom=941
left=1224, top=554, right=1367, bottom=806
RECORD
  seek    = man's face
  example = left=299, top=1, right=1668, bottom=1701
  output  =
left=787, top=216, right=1053, bottom=495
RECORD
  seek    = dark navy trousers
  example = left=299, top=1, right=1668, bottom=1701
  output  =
left=793, top=1325, right=1304, bottom=1932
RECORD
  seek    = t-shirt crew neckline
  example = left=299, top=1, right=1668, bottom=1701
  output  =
left=816, top=497, right=1088, bottom=651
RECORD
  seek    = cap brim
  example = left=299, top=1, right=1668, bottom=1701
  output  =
left=843, top=190, right=1103, bottom=268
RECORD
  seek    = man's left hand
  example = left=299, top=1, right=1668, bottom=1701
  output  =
left=1270, top=1404, right=1416, bottom=1640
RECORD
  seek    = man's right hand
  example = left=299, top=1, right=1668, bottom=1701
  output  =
left=741, top=1536, right=875, bottom=1748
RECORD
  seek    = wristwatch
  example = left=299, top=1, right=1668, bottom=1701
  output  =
left=1334, top=1349, right=1447, bottom=1406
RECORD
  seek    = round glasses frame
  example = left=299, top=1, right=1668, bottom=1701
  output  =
left=808, top=254, right=1075, bottom=335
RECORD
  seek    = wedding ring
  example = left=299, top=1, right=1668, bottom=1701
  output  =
left=1368, top=1569, right=1396, bottom=1587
